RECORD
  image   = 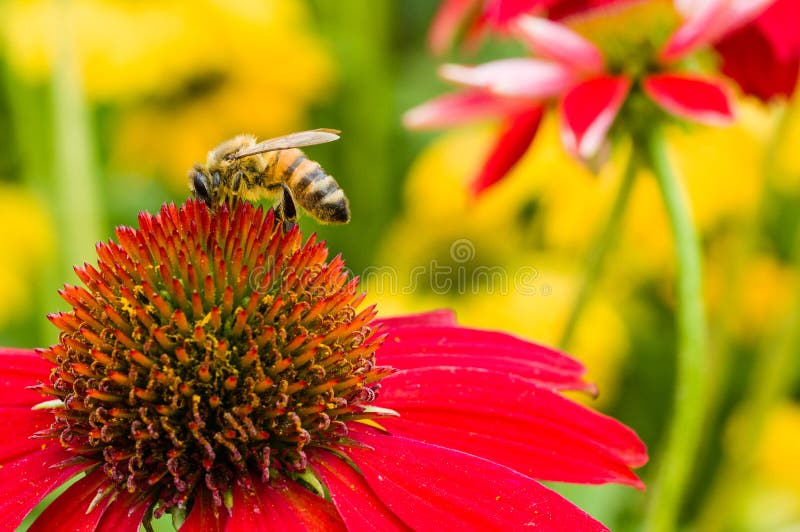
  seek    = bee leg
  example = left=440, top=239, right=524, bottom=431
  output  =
left=278, top=182, right=298, bottom=232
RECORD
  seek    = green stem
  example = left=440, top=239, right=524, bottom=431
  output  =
left=643, top=127, right=709, bottom=532
left=52, top=0, right=103, bottom=279
left=559, top=145, right=638, bottom=349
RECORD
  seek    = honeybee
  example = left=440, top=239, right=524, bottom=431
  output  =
left=188, top=129, right=350, bottom=225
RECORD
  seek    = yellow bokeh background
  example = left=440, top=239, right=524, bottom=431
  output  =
left=2, top=0, right=334, bottom=188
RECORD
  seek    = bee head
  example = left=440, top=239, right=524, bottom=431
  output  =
left=189, top=165, right=218, bottom=205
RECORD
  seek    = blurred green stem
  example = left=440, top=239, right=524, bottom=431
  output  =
left=52, top=0, right=102, bottom=276
left=311, top=0, right=394, bottom=271
left=696, top=103, right=799, bottom=532
left=1, top=65, right=62, bottom=344
left=643, top=126, right=708, bottom=532
left=559, top=145, right=637, bottom=350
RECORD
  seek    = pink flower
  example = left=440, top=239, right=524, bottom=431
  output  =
left=0, top=200, right=646, bottom=530
left=409, top=0, right=779, bottom=194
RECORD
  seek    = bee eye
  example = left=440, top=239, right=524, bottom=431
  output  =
left=192, top=172, right=212, bottom=203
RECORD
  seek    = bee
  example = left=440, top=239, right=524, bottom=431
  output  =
left=188, top=129, right=350, bottom=225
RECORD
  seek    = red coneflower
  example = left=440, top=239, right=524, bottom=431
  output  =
left=0, top=200, right=646, bottom=530
left=408, top=0, right=781, bottom=193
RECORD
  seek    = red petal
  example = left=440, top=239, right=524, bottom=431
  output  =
left=664, top=0, right=773, bottom=60
left=373, top=309, right=457, bottom=330
left=548, top=0, right=626, bottom=19
left=181, top=485, right=228, bottom=532
left=403, top=90, right=530, bottom=130
left=471, top=107, right=543, bottom=195
left=643, top=74, right=734, bottom=125
left=483, top=0, right=554, bottom=27
left=0, top=441, right=88, bottom=527
left=96, top=491, right=152, bottom=532
left=226, top=475, right=346, bottom=531
left=714, top=0, right=800, bottom=100
left=341, top=426, right=608, bottom=531
left=560, top=75, right=630, bottom=160
left=228, top=479, right=271, bottom=532
left=716, top=23, right=799, bottom=100
left=28, top=468, right=112, bottom=532
left=753, top=0, right=800, bottom=58
left=0, top=349, right=53, bottom=407
left=376, top=324, right=592, bottom=392
left=377, top=367, right=647, bottom=487
left=0, top=347, right=41, bottom=359
left=513, top=15, right=604, bottom=73
left=309, top=453, right=409, bottom=530
left=428, top=0, right=477, bottom=54
left=663, top=0, right=733, bottom=59
left=0, top=408, right=55, bottom=463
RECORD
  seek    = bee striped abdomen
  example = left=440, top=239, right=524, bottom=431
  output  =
left=282, top=150, right=350, bottom=224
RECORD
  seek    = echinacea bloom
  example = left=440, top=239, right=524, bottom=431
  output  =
left=408, top=0, right=779, bottom=194
left=0, top=200, right=646, bottom=530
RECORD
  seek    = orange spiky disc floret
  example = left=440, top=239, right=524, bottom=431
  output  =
left=38, top=200, right=391, bottom=515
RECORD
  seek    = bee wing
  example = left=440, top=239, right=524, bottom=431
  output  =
left=230, top=129, right=341, bottom=159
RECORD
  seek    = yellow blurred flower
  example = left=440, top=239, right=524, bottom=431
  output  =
left=705, top=248, right=796, bottom=344
left=774, top=95, right=800, bottom=191
left=396, top=110, right=770, bottom=274
left=402, top=102, right=769, bottom=267
left=2, top=0, right=332, bottom=101
left=736, top=402, right=800, bottom=530
left=399, top=118, right=619, bottom=256
left=0, top=185, right=55, bottom=326
left=5, top=1, right=199, bottom=99
left=662, top=110, right=766, bottom=230
left=1, top=0, right=335, bottom=188
left=114, top=76, right=330, bottom=188
left=622, top=104, right=770, bottom=276
left=755, top=402, right=800, bottom=498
